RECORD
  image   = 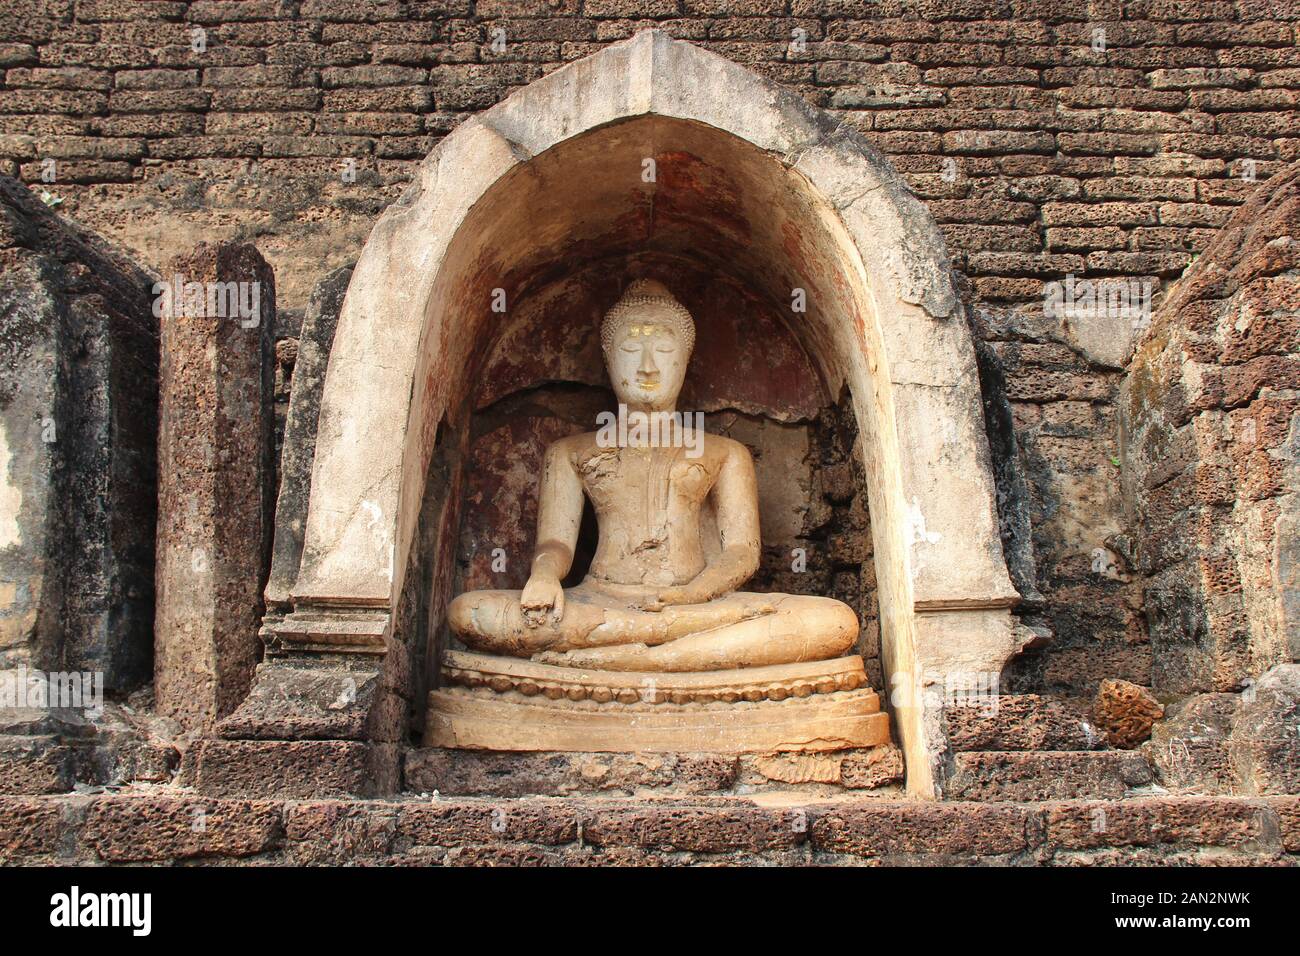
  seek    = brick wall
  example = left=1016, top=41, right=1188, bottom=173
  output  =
left=3, top=0, right=1296, bottom=699
left=4, top=1, right=1294, bottom=305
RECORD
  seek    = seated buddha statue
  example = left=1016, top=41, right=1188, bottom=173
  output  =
left=448, top=279, right=860, bottom=674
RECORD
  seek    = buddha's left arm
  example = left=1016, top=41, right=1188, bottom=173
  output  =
left=672, top=441, right=761, bottom=604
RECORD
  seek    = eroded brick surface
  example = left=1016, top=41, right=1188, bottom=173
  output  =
left=948, top=750, right=1155, bottom=801
left=83, top=795, right=283, bottom=863
left=1122, top=166, right=1300, bottom=695
left=2, top=791, right=1294, bottom=865
left=0, top=796, right=64, bottom=862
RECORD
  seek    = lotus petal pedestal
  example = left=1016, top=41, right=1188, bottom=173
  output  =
left=425, top=651, right=891, bottom=753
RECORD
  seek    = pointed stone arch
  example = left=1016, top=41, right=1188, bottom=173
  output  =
left=281, top=31, right=1026, bottom=796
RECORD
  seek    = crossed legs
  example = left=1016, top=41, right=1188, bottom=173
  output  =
left=447, top=585, right=858, bottom=672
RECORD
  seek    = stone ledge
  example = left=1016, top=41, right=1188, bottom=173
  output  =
left=0, top=737, right=77, bottom=795
left=944, top=695, right=1101, bottom=752
left=214, top=659, right=388, bottom=741
left=0, top=706, right=180, bottom=795
left=2, top=792, right=1295, bottom=866
left=178, top=739, right=398, bottom=799
left=947, top=751, right=1155, bottom=801
left=404, top=744, right=905, bottom=797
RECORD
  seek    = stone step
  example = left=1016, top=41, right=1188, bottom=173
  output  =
left=404, top=745, right=905, bottom=798
left=0, top=736, right=76, bottom=795
left=3, top=790, right=1294, bottom=866
left=0, top=706, right=178, bottom=795
left=944, top=695, right=1102, bottom=752
left=180, top=739, right=398, bottom=799
left=946, top=751, right=1155, bottom=802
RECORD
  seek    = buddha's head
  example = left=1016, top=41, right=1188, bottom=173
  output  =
left=600, top=280, right=695, bottom=412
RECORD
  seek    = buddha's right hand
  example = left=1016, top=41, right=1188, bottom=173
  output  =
left=521, top=572, right=565, bottom=628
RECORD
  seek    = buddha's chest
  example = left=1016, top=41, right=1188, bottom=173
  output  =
left=576, top=447, right=717, bottom=520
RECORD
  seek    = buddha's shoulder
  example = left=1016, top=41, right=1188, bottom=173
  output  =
left=547, top=431, right=605, bottom=459
left=668, top=433, right=751, bottom=470
left=702, top=433, right=752, bottom=461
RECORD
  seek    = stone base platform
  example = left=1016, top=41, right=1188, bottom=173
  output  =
left=405, top=745, right=905, bottom=798
left=425, top=652, right=890, bottom=753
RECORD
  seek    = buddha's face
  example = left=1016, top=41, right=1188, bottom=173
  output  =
left=605, top=305, right=690, bottom=411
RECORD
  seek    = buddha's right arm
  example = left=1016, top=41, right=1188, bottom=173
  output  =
left=530, top=441, right=584, bottom=582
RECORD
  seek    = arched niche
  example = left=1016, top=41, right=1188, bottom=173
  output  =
left=285, top=31, right=1026, bottom=796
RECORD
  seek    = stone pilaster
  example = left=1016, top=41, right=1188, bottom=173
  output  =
left=184, top=264, right=403, bottom=797
left=264, top=263, right=352, bottom=611
left=154, top=242, right=274, bottom=733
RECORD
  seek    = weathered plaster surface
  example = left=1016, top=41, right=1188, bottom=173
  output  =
left=0, top=425, right=21, bottom=551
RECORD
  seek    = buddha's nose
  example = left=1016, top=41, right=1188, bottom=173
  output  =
left=637, top=346, right=659, bottom=379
